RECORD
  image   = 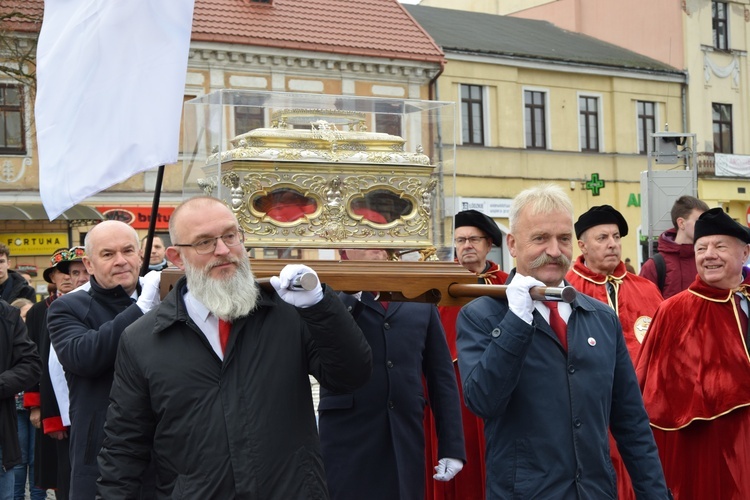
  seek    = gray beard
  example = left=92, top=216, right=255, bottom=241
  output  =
left=184, top=255, right=259, bottom=321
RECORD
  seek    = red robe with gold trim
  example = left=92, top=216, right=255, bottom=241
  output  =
left=636, top=275, right=750, bottom=499
left=566, top=257, right=663, bottom=500
left=424, top=261, right=508, bottom=500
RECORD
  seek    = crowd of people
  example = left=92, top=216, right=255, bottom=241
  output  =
left=0, top=190, right=746, bottom=499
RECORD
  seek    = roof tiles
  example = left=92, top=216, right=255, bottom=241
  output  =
left=192, top=0, right=444, bottom=62
left=405, top=5, right=679, bottom=74
left=6, top=0, right=444, bottom=63
left=0, top=0, right=44, bottom=33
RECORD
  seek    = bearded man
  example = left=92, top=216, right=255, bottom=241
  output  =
left=96, top=196, right=372, bottom=499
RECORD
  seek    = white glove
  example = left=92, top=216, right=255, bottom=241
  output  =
left=270, top=264, right=324, bottom=308
left=507, top=274, right=545, bottom=325
left=136, top=270, right=162, bottom=314
left=433, top=457, right=464, bottom=481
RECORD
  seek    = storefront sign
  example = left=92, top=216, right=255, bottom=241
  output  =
left=451, top=197, right=513, bottom=218
left=3, top=233, right=69, bottom=256
left=97, top=206, right=174, bottom=229
left=627, top=193, right=641, bottom=207
left=584, top=173, right=605, bottom=196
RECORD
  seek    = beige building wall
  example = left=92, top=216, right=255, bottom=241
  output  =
left=438, top=56, right=683, bottom=264
left=465, top=0, right=750, bottom=233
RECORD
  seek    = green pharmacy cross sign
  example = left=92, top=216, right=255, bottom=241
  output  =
left=584, top=173, right=605, bottom=196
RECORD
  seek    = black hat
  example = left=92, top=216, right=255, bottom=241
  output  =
left=694, top=207, right=750, bottom=244
left=574, top=205, right=629, bottom=239
left=455, top=209, right=502, bottom=246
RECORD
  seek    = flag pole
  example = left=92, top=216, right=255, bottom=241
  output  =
left=140, top=165, right=165, bottom=276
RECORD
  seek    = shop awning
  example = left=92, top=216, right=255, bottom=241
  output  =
left=0, top=204, right=105, bottom=221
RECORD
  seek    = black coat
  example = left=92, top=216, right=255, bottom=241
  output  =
left=96, top=277, right=372, bottom=499
left=48, top=277, right=144, bottom=499
left=25, top=295, right=69, bottom=491
left=319, top=294, right=465, bottom=500
left=0, top=299, right=41, bottom=470
left=1, top=270, right=36, bottom=303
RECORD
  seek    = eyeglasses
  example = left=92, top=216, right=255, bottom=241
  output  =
left=454, top=236, right=488, bottom=246
left=174, top=230, right=245, bottom=255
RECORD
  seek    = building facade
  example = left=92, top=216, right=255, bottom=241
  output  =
left=405, top=4, right=686, bottom=269
left=0, top=0, right=444, bottom=290
left=491, top=0, right=750, bottom=233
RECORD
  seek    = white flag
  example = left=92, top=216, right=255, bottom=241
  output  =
left=36, top=0, right=195, bottom=220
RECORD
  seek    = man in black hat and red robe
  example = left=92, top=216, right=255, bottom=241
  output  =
left=637, top=207, right=750, bottom=499
left=565, top=205, right=664, bottom=500
left=426, top=209, right=509, bottom=500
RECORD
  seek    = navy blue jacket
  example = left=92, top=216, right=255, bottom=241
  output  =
left=456, top=272, right=668, bottom=500
left=48, top=277, right=143, bottom=499
left=319, top=293, right=465, bottom=500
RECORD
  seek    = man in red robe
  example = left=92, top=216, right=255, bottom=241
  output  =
left=637, top=207, right=750, bottom=499
left=425, top=209, right=508, bottom=500
left=566, top=205, right=663, bottom=500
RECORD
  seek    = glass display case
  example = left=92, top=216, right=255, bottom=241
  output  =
left=182, top=90, right=456, bottom=261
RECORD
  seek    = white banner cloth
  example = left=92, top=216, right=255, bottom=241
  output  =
left=715, top=153, right=750, bottom=178
left=36, top=0, right=195, bottom=219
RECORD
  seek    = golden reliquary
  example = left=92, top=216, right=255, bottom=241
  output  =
left=199, top=109, right=438, bottom=249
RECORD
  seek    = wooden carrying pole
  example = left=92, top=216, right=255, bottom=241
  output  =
left=161, top=260, right=576, bottom=306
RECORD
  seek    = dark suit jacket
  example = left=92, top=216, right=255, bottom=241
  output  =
left=319, top=293, right=465, bottom=500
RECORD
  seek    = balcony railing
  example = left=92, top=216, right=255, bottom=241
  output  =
left=697, top=152, right=715, bottom=176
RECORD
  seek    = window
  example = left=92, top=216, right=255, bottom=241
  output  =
left=234, top=105, right=264, bottom=136
left=579, top=96, right=600, bottom=152
left=524, top=90, right=547, bottom=149
left=713, top=1, right=728, bottom=50
left=375, top=102, right=402, bottom=137
left=637, top=101, right=656, bottom=154
left=712, top=103, right=732, bottom=153
left=460, top=84, right=484, bottom=145
left=0, top=84, right=25, bottom=154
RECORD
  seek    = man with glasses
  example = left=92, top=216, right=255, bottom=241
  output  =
left=47, top=222, right=161, bottom=499
left=97, top=196, right=372, bottom=498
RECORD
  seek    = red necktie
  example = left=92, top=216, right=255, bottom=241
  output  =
left=544, top=301, right=568, bottom=351
left=218, top=319, right=232, bottom=354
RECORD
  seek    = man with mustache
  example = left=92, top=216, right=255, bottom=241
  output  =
left=48, top=222, right=161, bottom=499
left=456, top=184, right=669, bottom=499
left=565, top=205, right=663, bottom=500
left=96, top=196, right=372, bottom=499
left=637, top=207, right=750, bottom=498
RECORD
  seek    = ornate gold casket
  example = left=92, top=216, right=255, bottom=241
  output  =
left=198, top=108, right=439, bottom=250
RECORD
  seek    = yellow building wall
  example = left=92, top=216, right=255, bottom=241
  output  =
left=438, top=57, right=683, bottom=263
